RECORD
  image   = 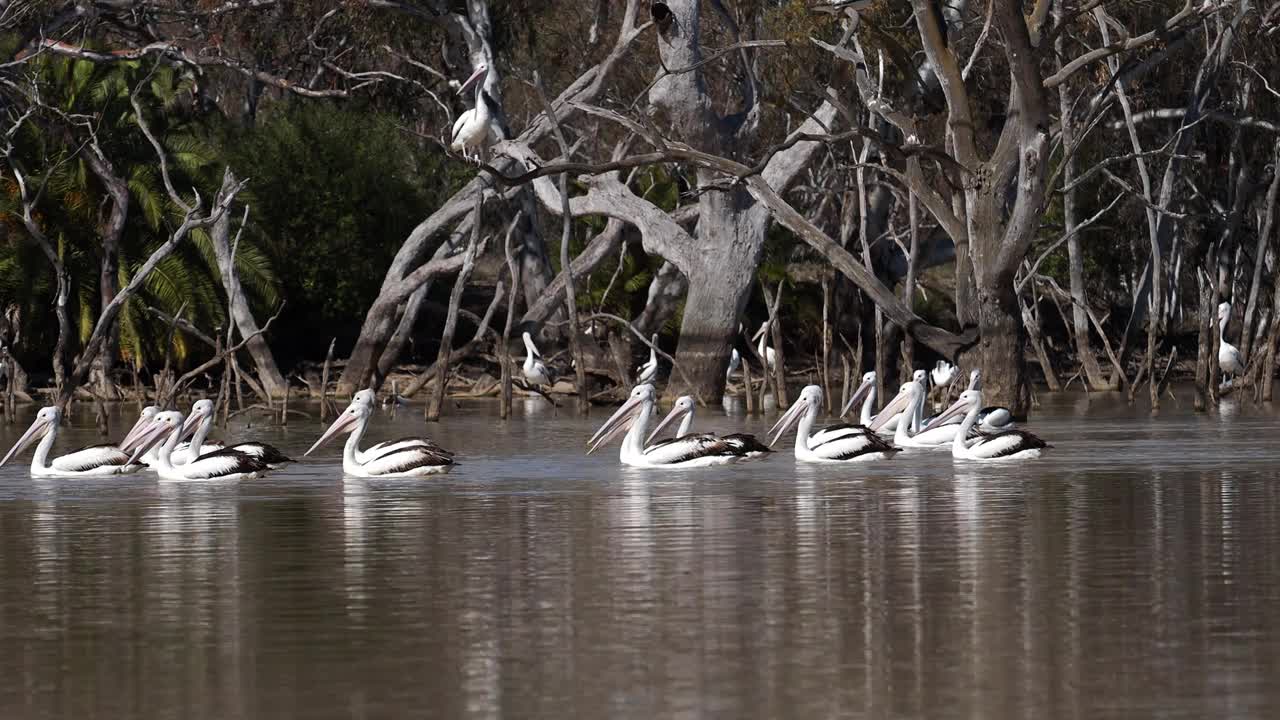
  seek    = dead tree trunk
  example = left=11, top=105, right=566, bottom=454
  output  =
left=83, top=143, right=129, bottom=399
left=426, top=202, right=483, bottom=422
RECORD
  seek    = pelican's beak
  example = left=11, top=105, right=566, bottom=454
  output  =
left=768, top=396, right=809, bottom=447
left=119, top=414, right=153, bottom=450
left=931, top=395, right=973, bottom=428
left=180, top=407, right=211, bottom=441
left=838, top=377, right=874, bottom=419
left=305, top=409, right=361, bottom=456
left=751, top=324, right=767, bottom=341
left=645, top=403, right=690, bottom=444
left=869, top=386, right=913, bottom=432
left=0, top=415, right=52, bottom=467
left=125, top=421, right=173, bottom=465
left=458, top=65, right=486, bottom=95
left=587, top=394, right=645, bottom=455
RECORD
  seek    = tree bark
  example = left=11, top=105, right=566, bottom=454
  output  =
left=83, top=145, right=129, bottom=399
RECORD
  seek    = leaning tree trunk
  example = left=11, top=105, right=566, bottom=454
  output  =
left=210, top=173, right=289, bottom=398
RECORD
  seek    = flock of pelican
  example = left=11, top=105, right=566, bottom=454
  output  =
left=0, top=360, right=1047, bottom=479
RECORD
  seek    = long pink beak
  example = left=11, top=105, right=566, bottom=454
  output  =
left=1, top=415, right=52, bottom=467
left=645, top=404, right=690, bottom=444
left=306, top=410, right=360, bottom=456
left=587, top=394, right=645, bottom=455
left=458, top=65, right=487, bottom=95
left=126, top=420, right=175, bottom=465
left=768, top=396, right=809, bottom=446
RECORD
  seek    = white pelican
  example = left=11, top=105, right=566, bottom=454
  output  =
left=645, top=395, right=771, bottom=460
left=753, top=321, right=778, bottom=371
left=450, top=64, right=495, bottom=162
left=1218, top=302, right=1244, bottom=384
left=636, top=335, right=659, bottom=385
left=119, top=405, right=160, bottom=450
left=769, top=385, right=899, bottom=463
left=838, top=371, right=878, bottom=425
left=587, top=384, right=770, bottom=467
left=923, top=369, right=1014, bottom=431
left=873, top=369, right=928, bottom=433
left=177, top=399, right=294, bottom=467
left=871, top=380, right=966, bottom=448
left=306, top=394, right=455, bottom=477
left=930, top=360, right=956, bottom=400
left=1, top=406, right=142, bottom=476
left=725, top=347, right=741, bottom=384
left=932, top=390, right=1049, bottom=461
left=347, top=389, right=452, bottom=462
left=521, top=331, right=554, bottom=388
left=127, top=411, right=270, bottom=481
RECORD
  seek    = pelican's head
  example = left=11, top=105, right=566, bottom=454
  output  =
left=869, top=381, right=923, bottom=432
left=769, top=385, right=823, bottom=446
left=1, top=406, right=62, bottom=466
left=125, top=410, right=184, bottom=464
left=587, top=384, right=656, bottom=454
left=180, top=399, right=216, bottom=440
left=352, top=389, right=377, bottom=408
left=839, top=371, right=877, bottom=418
left=646, top=395, right=695, bottom=444
left=459, top=64, right=489, bottom=95
left=967, top=368, right=981, bottom=391
left=913, top=369, right=928, bottom=387
left=120, top=405, right=160, bottom=449
left=306, top=397, right=374, bottom=456
left=931, top=389, right=983, bottom=428
left=1218, top=301, right=1231, bottom=323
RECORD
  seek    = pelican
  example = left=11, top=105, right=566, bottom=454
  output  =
left=645, top=395, right=771, bottom=459
left=769, top=385, right=899, bottom=463
left=177, top=399, right=294, bottom=467
left=1, top=406, right=142, bottom=476
left=932, top=390, right=1049, bottom=461
left=871, top=380, right=966, bottom=448
left=306, top=394, right=455, bottom=477
left=127, top=411, right=270, bottom=481
left=753, top=321, right=778, bottom=371
left=725, top=348, right=741, bottom=384
left=838, top=371, right=878, bottom=425
left=450, top=64, right=495, bottom=162
left=931, top=360, right=956, bottom=399
left=119, top=405, right=160, bottom=450
left=873, top=369, right=928, bottom=433
left=588, top=384, right=770, bottom=467
left=923, top=369, right=1013, bottom=431
left=1218, top=302, right=1244, bottom=385
left=347, top=389, right=452, bottom=462
left=636, top=335, right=659, bottom=385
left=521, top=331, right=554, bottom=388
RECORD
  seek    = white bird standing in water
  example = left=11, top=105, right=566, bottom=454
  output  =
left=1218, top=301, right=1245, bottom=385
left=450, top=64, right=496, bottom=163
left=769, top=385, right=899, bottom=463
left=126, top=411, right=271, bottom=481
left=587, top=384, right=771, bottom=467
left=306, top=393, right=455, bottom=477
left=932, top=390, right=1049, bottom=461
left=753, top=321, right=778, bottom=371
left=1, top=406, right=143, bottom=476
left=725, top=348, right=741, bottom=385
left=636, top=335, right=659, bottom=385
left=521, top=331, right=554, bottom=388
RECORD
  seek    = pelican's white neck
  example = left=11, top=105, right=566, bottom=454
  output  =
left=620, top=399, right=654, bottom=463
left=952, top=402, right=981, bottom=457
left=156, top=425, right=181, bottom=474
left=677, top=411, right=693, bottom=438
left=344, top=414, right=371, bottom=469
left=793, top=403, right=817, bottom=454
left=31, top=423, right=57, bottom=473
left=860, top=386, right=876, bottom=426
left=191, top=412, right=213, bottom=455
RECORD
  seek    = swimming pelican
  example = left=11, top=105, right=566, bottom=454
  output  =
left=346, top=389, right=453, bottom=462
left=636, top=335, right=659, bottom=385
left=753, top=321, right=778, bottom=371
left=871, top=380, right=966, bottom=448
left=645, top=395, right=771, bottom=460
left=838, top=371, right=878, bottom=425
left=126, top=411, right=270, bottom=480
left=1, top=406, right=143, bottom=476
left=177, top=399, right=294, bottom=467
left=1218, top=302, right=1244, bottom=385
left=769, top=385, right=899, bottom=463
left=872, top=369, right=928, bottom=433
left=932, top=390, right=1049, bottom=461
left=923, top=369, right=1013, bottom=430
left=587, top=384, right=770, bottom=467
left=119, top=405, right=160, bottom=450
left=521, top=331, right=554, bottom=388
left=306, top=394, right=455, bottom=477
left=450, top=65, right=495, bottom=162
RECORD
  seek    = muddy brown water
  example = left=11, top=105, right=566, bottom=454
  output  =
left=1, top=392, right=1278, bottom=719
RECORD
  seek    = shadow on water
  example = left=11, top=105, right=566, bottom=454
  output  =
left=1, top=391, right=1279, bottom=718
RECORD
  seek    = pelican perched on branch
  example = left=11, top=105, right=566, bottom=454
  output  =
left=307, top=393, right=454, bottom=477
left=1, top=406, right=143, bottom=476
left=521, top=331, right=554, bottom=389
left=636, top=335, right=659, bottom=385
left=588, top=384, right=770, bottom=467
left=752, top=321, right=778, bottom=371
left=177, top=399, right=293, bottom=467
left=1218, top=302, right=1244, bottom=385
left=450, top=64, right=496, bottom=162
left=769, top=385, right=899, bottom=463
left=127, top=411, right=270, bottom=481
left=932, top=390, right=1049, bottom=461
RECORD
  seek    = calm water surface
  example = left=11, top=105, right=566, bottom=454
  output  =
left=1, top=391, right=1279, bottom=719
